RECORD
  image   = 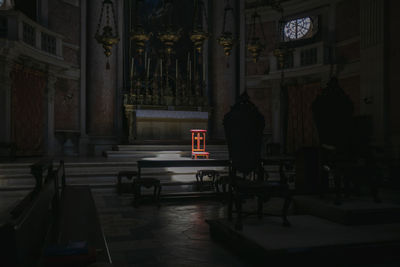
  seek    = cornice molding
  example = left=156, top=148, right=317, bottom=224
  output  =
left=245, top=0, right=337, bottom=23
left=0, top=40, right=80, bottom=80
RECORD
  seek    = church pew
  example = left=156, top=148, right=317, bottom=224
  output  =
left=42, top=160, right=112, bottom=266
left=0, top=160, right=57, bottom=267
left=0, top=159, right=112, bottom=267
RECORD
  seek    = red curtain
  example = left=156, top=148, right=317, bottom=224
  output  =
left=10, top=64, right=47, bottom=156
left=287, top=82, right=321, bottom=153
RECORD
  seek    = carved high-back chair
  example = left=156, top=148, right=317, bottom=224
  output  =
left=312, top=77, right=354, bottom=204
left=223, top=92, right=291, bottom=230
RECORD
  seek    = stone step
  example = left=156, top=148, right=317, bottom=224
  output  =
left=104, top=150, right=229, bottom=158
left=0, top=169, right=230, bottom=188
left=0, top=160, right=138, bottom=170
left=114, top=144, right=228, bottom=151
left=0, top=179, right=217, bottom=194
left=0, top=165, right=229, bottom=178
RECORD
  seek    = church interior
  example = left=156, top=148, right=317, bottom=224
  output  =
left=1, top=0, right=400, bottom=266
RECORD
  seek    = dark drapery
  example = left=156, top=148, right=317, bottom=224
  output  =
left=286, top=82, right=321, bottom=153
left=10, top=64, right=46, bottom=156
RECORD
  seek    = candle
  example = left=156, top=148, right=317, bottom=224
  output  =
left=187, top=53, right=190, bottom=73
left=203, top=59, right=205, bottom=82
left=130, top=57, right=134, bottom=78
left=144, top=52, right=147, bottom=72
left=147, top=58, right=150, bottom=78
left=176, top=59, right=178, bottom=80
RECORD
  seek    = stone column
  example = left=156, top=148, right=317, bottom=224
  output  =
left=86, top=0, right=118, bottom=137
left=115, top=0, right=124, bottom=141
left=0, top=58, right=12, bottom=143
left=79, top=0, right=89, bottom=154
left=46, top=74, right=57, bottom=156
left=271, top=79, right=282, bottom=144
left=238, top=0, right=245, bottom=96
left=360, top=0, right=385, bottom=145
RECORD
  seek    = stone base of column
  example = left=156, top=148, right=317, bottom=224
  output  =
left=86, top=135, right=119, bottom=156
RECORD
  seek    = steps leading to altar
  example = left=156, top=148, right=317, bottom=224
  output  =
left=104, top=144, right=229, bottom=158
left=0, top=150, right=229, bottom=195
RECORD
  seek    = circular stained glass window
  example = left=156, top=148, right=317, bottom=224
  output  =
left=284, top=17, right=312, bottom=40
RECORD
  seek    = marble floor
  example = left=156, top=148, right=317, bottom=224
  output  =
left=92, top=188, right=247, bottom=267
left=92, top=187, right=400, bottom=267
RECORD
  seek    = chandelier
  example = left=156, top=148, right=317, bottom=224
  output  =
left=190, top=0, right=209, bottom=54
left=156, top=0, right=181, bottom=55
left=246, top=9, right=266, bottom=63
left=218, top=0, right=236, bottom=56
left=95, top=0, right=120, bottom=69
left=158, top=25, right=181, bottom=55
left=130, top=1, right=151, bottom=55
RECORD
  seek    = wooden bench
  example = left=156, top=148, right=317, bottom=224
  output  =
left=0, top=159, right=112, bottom=267
left=137, top=159, right=230, bottom=177
left=116, top=170, right=137, bottom=195
left=0, top=159, right=58, bottom=267
left=137, top=159, right=230, bottom=196
left=196, top=169, right=220, bottom=191
left=43, top=160, right=112, bottom=266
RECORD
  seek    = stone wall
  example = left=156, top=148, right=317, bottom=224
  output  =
left=244, top=0, right=365, bottom=152
left=47, top=0, right=81, bottom=132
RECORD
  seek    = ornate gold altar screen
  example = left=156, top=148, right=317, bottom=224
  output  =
left=124, top=0, right=210, bottom=143
left=123, top=57, right=210, bottom=142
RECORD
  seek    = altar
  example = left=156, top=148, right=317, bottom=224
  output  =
left=124, top=107, right=209, bottom=142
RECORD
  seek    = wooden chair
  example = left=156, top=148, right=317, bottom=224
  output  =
left=195, top=170, right=220, bottom=191
left=223, top=92, right=292, bottom=230
left=312, top=77, right=381, bottom=204
left=133, top=168, right=162, bottom=207
left=117, top=170, right=137, bottom=195
left=191, top=129, right=209, bottom=159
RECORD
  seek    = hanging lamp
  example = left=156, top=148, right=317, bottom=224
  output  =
left=95, top=0, right=120, bottom=69
left=190, top=0, right=209, bottom=54
left=217, top=0, right=236, bottom=56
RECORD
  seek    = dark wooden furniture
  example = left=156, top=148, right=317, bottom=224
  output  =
left=137, top=159, right=229, bottom=174
left=312, top=77, right=381, bottom=204
left=0, top=159, right=112, bottom=267
left=30, top=157, right=54, bottom=192
left=0, top=159, right=58, bottom=267
left=132, top=177, right=162, bottom=207
left=44, top=161, right=112, bottom=266
left=137, top=159, right=230, bottom=201
left=223, top=92, right=292, bottom=230
left=195, top=170, right=220, bottom=191
left=116, top=170, right=138, bottom=195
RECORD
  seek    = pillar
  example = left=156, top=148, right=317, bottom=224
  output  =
left=0, top=59, right=12, bottom=143
left=210, top=0, right=238, bottom=139
left=360, top=0, right=385, bottom=145
left=46, top=74, right=57, bottom=156
left=86, top=0, right=118, bottom=137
